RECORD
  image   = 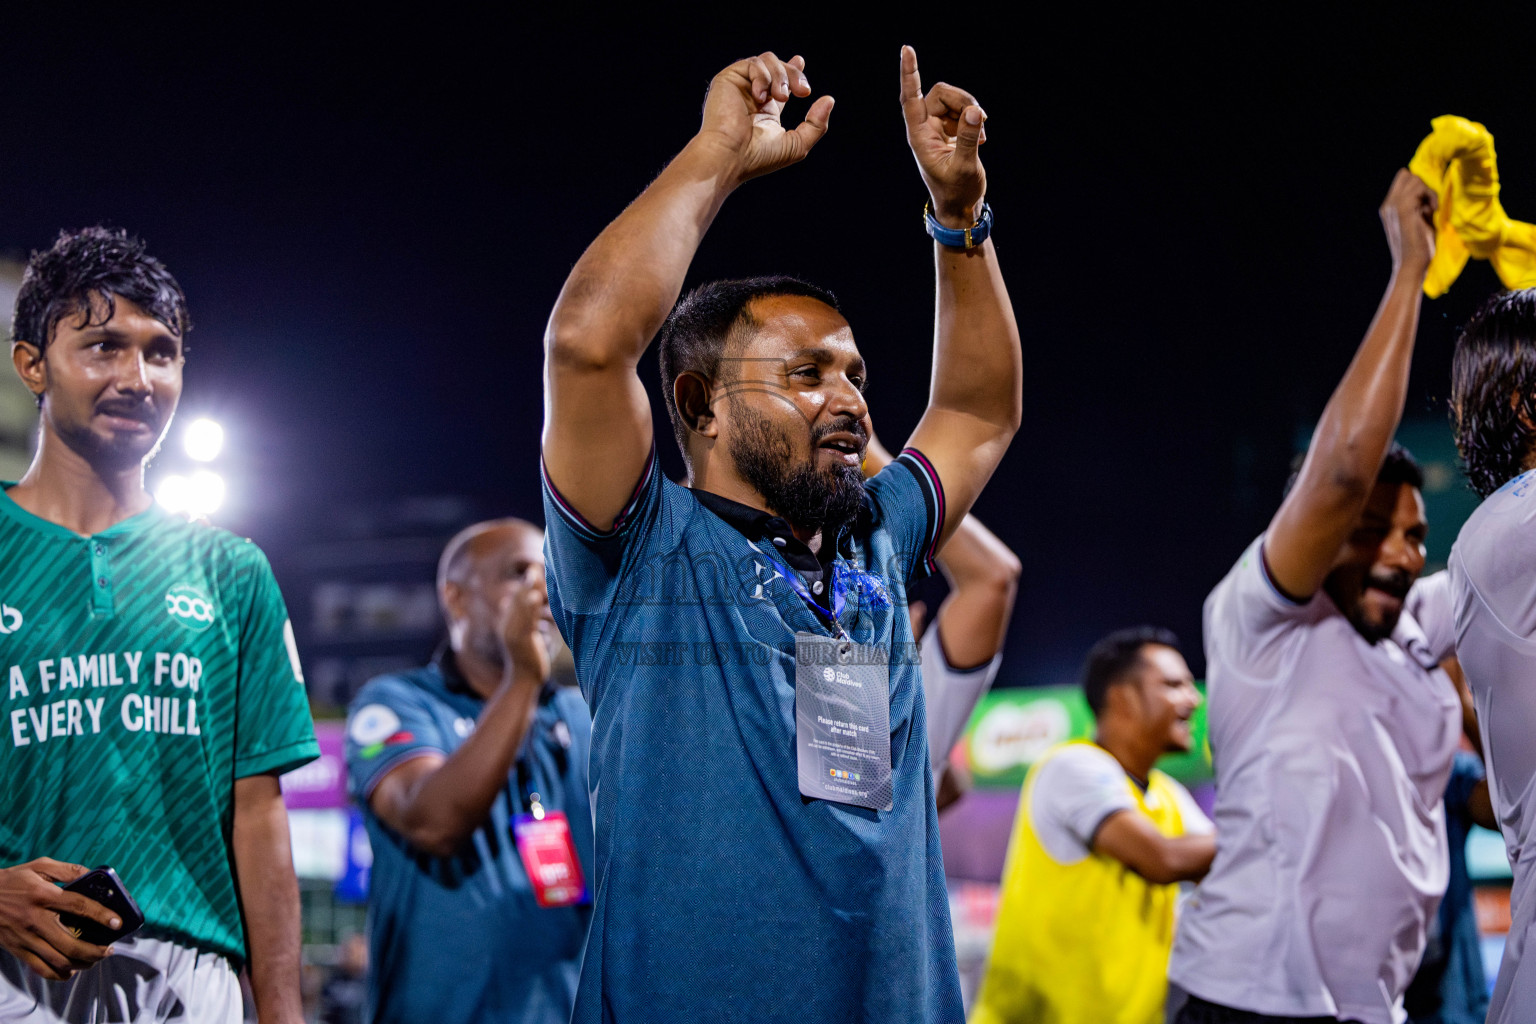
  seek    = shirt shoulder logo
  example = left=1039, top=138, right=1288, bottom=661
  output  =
left=0, top=605, right=22, bottom=635
left=349, top=704, right=402, bottom=746
left=165, top=583, right=217, bottom=632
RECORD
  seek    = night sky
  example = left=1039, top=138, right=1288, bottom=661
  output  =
left=4, top=9, right=1533, bottom=689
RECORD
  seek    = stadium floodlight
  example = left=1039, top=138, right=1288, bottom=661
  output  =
left=155, top=470, right=225, bottom=516
left=188, top=470, right=226, bottom=515
left=184, top=417, right=224, bottom=462
left=156, top=474, right=192, bottom=513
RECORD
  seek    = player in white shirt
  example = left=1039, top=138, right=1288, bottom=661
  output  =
left=1169, top=170, right=1463, bottom=1024
left=1444, top=287, right=1536, bottom=1023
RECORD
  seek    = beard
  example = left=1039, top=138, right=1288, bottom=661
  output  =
left=51, top=396, right=171, bottom=471
left=1327, top=565, right=1414, bottom=644
left=727, top=402, right=867, bottom=537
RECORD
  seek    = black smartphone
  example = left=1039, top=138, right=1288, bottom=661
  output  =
left=58, top=866, right=144, bottom=945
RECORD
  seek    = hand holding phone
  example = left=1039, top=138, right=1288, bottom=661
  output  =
left=60, top=867, right=144, bottom=946
left=0, top=858, right=126, bottom=980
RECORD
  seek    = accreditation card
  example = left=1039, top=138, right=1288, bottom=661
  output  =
left=794, top=631, right=893, bottom=811
left=511, top=810, right=589, bottom=908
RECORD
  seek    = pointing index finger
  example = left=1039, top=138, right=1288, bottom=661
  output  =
left=899, top=45, right=925, bottom=129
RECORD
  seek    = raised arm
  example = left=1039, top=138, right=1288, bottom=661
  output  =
left=368, top=582, right=551, bottom=858
left=932, top=514, right=1021, bottom=669
left=1264, top=171, right=1437, bottom=599
left=897, top=46, right=1023, bottom=546
left=542, top=52, right=833, bottom=529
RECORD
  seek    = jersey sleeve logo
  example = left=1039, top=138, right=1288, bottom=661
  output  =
left=349, top=704, right=402, bottom=747
left=0, top=605, right=22, bottom=635
left=165, top=584, right=217, bottom=632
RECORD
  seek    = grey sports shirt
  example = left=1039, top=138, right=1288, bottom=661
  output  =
left=1170, top=536, right=1460, bottom=1024
left=1450, top=468, right=1536, bottom=1024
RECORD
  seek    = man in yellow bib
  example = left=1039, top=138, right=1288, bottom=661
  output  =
left=971, top=627, right=1214, bottom=1024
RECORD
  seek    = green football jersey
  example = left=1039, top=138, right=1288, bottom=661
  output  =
left=0, top=486, right=318, bottom=962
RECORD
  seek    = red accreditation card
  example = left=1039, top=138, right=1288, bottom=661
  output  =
left=511, top=810, right=589, bottom=908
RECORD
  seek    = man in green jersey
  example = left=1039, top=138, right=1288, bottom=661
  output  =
left=0, top=228, right=318, bottom=1024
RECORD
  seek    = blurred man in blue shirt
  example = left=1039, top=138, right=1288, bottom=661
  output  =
left=345, top=519, right=592, bottom=1024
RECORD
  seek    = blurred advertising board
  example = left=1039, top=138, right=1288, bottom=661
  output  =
left=281, top=720, right=348, bottom=808
left=282, top=720, right=371, bottom=898
left=956, top=684, right=1212, bottom=791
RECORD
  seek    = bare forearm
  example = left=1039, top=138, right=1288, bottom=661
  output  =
left=1165, top=833, right=1217, bottom=882
left=936, top=514, right=1018, bottom=593
left=1124, top=834, right=1216, bottom=885
left=1306, top=270, right=1423, bottom=491
left=1095, top=813, right=1216, bottom=884
left=929, top=241, right=1022, bottom=436
left=232, top=775, right=303, bottom=1024
left=1470, top=779, right=1497, bottom=831
left=933, top=515, right=1019, bottom=669
left=1264, top=169, right=1437, bottom=597
left=546, top=139, right=735, bottom=369
left=395, top=672, right=544, bottom=853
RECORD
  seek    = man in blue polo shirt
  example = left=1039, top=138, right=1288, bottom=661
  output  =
left=541, top=47, right=1021, bottom=1022
left=345, top=519, right=592, bottom=1024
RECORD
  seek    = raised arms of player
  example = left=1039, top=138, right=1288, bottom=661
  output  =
left=1093, top=812, right=1216, bottom=885
left=542, top=52, right=833, bottom=530
left=368, top=581, right=551, bottom=858
left=1263, top=171, right=1437, bottom=599
left=897, top=46, right=1023, bottom=548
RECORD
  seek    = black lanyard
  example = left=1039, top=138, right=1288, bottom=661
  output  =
left=512, top=757, right=545, bottom=817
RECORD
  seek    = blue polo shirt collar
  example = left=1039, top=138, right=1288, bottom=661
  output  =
left=689, top=488, right=855, bottom=590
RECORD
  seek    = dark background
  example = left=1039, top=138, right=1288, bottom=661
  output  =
left=2, top=8, right=1530, bottom=689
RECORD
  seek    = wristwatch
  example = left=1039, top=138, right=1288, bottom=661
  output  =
left=924, top=201, right=993, bottom=250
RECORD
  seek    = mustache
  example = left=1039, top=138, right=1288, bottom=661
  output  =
left=1365, top=568, right=1413, bottom=600
left=811, top=416, right=869, bottom=449
left=95, top=398, right=156, bottom=424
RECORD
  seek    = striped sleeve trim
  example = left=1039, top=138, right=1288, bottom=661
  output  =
left=542, top=446, right=657, bottom=541
left=895, top=447, right=945, bottom=575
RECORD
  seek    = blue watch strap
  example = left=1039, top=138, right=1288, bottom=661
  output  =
left=924, top=201, right=993, bottom=249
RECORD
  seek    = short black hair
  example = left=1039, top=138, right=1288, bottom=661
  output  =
left=11, top=227, right=190, bottom=352
left=1450, top=288, right=1536, bottom=498
left=657, top=276, right=840, bottom=464
left=1082, top=626, right=1181, bottom=718
left=1283, top=441, right=1423, bottom=498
